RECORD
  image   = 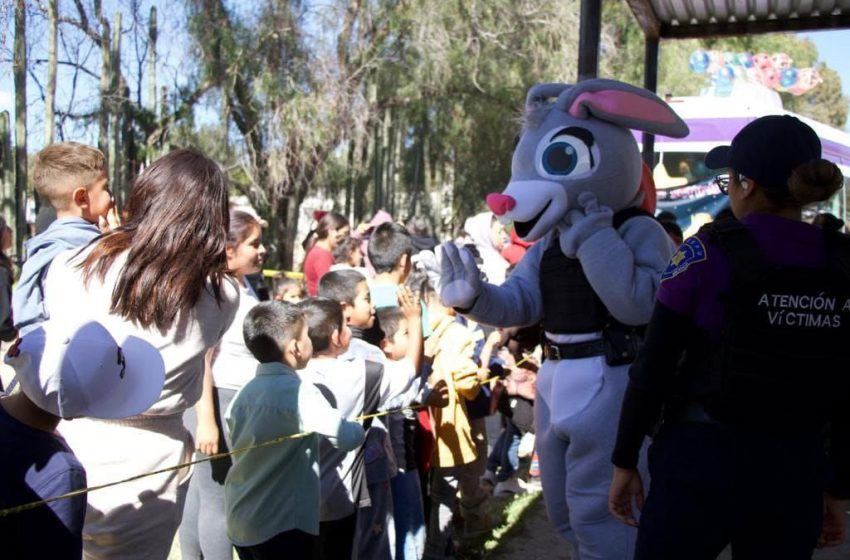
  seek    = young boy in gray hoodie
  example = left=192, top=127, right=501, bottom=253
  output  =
left=12, top=142, right=113, bottom=336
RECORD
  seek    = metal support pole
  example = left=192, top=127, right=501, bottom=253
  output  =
left=578, top=0, right=602, bottom=81
left=642, top=36, right=660, bottom=167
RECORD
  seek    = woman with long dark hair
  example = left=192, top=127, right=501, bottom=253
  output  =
left=302, top=211, right=349, bottom=296
left=179, top=209, right=266, bottom=560
left=45, top=149, right=240, bottom=560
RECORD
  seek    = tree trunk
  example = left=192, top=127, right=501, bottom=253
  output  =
left=159, top=86, right=170, bottom=153
left=438, top=158, right=455, bottom=239
left=345, top=139, right=355, bottom=220
left=371, top=116, right=382, bottom=214
left=145, top=6, right=157, bottom=164
left=355, top=131, right=369, bottom=222
left=0, top=112, right=13, bottom=233
left=380, top=109, right=391, bottom=212
left=45, top=0, right=58, bottom=146
left=147, top=6, right=157, bottom=114
left=13, top=0, right=27, bottom=258
left=391, top=110, right=403, bottom=217
left=409, top=109, right=426, bottom=218
left=108, top=12, right=122, bottom=205
left=98, top=21, right=111, bottom=157
left=119, top=77, right=131, bottom=207
left=276, top=194, right=300, bottom=271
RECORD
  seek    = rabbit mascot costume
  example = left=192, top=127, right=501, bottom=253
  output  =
left=440, top=79, right=688, bottom=559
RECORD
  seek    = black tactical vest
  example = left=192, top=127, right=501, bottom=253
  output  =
left=676, top=220, right=850, bottom=425
left=539, top=207, right=651, bottom=334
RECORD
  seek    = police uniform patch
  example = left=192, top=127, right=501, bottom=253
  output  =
left=661, top=237, right=707, bottom=281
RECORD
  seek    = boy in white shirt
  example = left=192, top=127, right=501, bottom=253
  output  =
left=300, top=296, right=422, bottom=560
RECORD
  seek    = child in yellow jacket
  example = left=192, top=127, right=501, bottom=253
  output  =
left=421, top=281, right=490, bottom=558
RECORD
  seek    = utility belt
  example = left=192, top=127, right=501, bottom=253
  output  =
left=543, top=323, right=643, bottom=367
left=543, top=339, right=604, bottom=361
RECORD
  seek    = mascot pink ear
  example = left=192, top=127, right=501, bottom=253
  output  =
left=556, top=80, right=689, bottom=138
left=639, top=161, right=656, bottom=214
left=568, top=90, right=678, bottom=124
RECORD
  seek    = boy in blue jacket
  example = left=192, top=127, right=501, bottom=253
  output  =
left=13, top=142, right=113, bottom=336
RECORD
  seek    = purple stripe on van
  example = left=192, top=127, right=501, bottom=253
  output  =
left=634, top=118, right=850, bottom=166
left=822, top=139, right=850, bottom=166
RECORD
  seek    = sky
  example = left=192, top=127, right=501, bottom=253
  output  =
left=799, top=29, right=850, bottom=112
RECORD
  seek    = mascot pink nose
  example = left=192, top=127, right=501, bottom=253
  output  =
left=487, top=193, right=516, bottom=216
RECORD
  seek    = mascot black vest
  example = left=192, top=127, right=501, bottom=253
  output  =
left=539, top=207, right=650, bottom=334
left=676, top=220, right=850, bottom=425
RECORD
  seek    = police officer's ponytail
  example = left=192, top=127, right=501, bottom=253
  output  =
left=788, top=159, right=844, bottom=206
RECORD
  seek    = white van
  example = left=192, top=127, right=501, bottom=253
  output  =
left=641, top=84, right=850, bottom=236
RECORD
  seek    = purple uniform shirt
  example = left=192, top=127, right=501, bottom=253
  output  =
left=657, top=213, right=827, bottom=336
left=612, top=213, right=834, bottom=470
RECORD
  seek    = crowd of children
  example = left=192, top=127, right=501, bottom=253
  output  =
left=0, top=141, right=541, bottom=560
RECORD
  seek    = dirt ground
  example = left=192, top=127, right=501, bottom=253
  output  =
left=488, top=493, right=573, bottom=560
left=488, top=494, right=850, bottom=560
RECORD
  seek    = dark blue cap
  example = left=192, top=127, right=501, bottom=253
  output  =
left=705, top=115, right=821, bottom=192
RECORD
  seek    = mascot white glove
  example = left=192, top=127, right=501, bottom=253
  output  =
left=439, top=242, right=482, bottom=309
left=412, top=250, right=443, bottom=293
left=559, top=192, right=614, bottom=257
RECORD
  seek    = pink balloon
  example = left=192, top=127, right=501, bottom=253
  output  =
left=759, top=67, right=780, bottom=89
left=771, top=53, right=793, bottom=70
left=752, top=53, right=773, bottom=70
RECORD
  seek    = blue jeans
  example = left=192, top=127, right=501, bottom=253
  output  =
left=391, top=470, right=426, bottom=560
left=486, top=424, right=521, bottom=482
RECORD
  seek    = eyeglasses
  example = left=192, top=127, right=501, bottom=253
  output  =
left=713, top=173, right=745, bottom=195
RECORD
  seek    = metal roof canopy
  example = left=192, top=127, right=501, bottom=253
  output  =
left=575, top=1, right=850, bottom=165
left=627, top=0, right=850, bottom=40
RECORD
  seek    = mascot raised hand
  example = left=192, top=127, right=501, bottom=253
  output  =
left=440, top=79, right=688, bottom=559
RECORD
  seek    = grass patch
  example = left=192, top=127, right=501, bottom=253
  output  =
left=458, top=489, right=542, bottom=560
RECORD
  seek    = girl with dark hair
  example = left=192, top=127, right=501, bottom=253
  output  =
left=44, top=149, right=240, bottom=560
left=180, top=209, right=266, bottom=560
left=303, top=211, right=349, bottom=296
left=331, top=235, right=365, bottom=271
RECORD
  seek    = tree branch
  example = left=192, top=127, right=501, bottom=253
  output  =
left=61, top=0, right=103, bottom=46
left=32, top=58, right=99, bottom=79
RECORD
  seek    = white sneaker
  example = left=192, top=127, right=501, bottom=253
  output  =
left=480, top=469, right=497, bottom=489
left=518, top=433, right=535, bottom=458
left=494, top=475, right=526, bottom=497
left=522, top=477, right=542, bottom=492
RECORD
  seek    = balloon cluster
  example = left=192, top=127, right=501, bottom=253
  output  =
left=688, top=50, right=822, bottom=96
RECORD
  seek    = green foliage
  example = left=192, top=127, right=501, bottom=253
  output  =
left=785, top=64, right=848, bottom=128
left=177, top=0, right=847, bottom=266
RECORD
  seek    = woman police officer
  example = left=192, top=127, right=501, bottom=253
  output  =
left=608, top=115, right=850, bottom=559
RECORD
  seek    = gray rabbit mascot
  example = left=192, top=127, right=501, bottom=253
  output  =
left=440, top=79, right=688, bottom=559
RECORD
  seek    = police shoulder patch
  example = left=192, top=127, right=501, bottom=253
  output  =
left=661, top=237, right=707, bottom=281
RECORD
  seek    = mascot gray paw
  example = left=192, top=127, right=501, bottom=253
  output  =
left=559, top=192, right=613, bottom=257
left=439, top=242, right=482, bottom=309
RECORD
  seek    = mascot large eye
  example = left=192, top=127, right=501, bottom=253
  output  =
left=535, top=133, right=594, bottom=180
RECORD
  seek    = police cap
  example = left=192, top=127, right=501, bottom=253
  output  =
left=705, top=115, right=821, bottom=193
